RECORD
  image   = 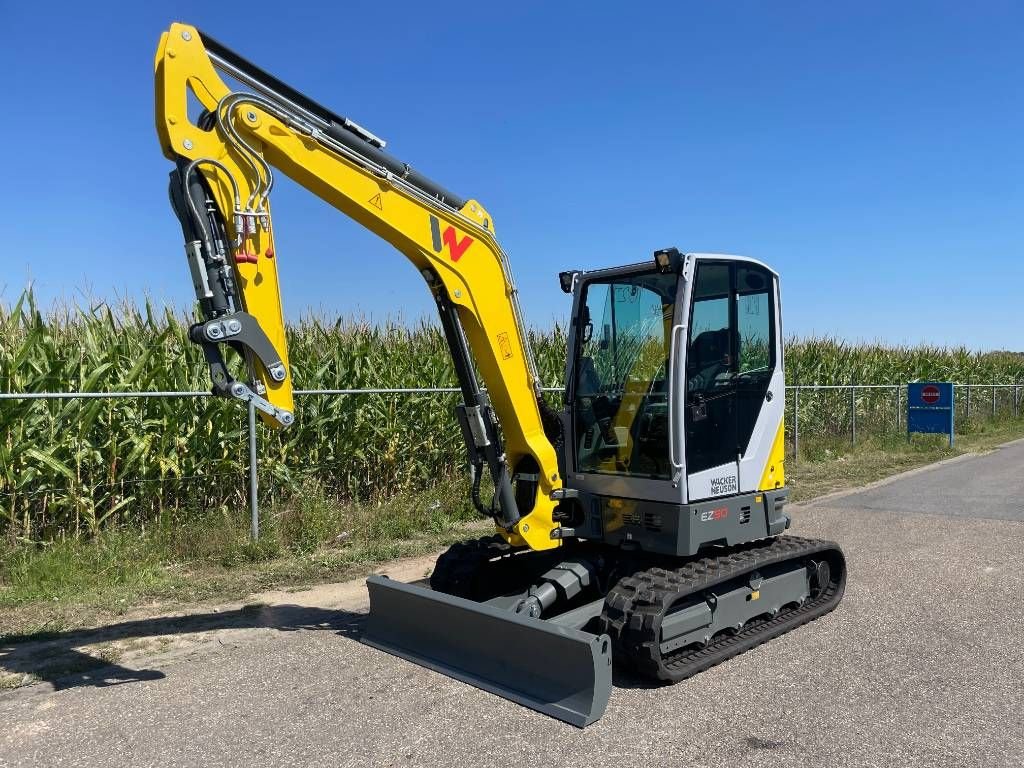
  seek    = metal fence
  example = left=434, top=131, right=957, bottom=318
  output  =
left=788, top=383, right=1023, bottom=456
left=2, top=382, right=1021, bottom=540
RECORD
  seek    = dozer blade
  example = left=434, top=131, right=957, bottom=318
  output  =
left=362, top=575, right=612, bottom=727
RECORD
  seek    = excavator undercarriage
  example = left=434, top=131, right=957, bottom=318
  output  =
left=154, top=22, right=847, bottom=728
left=366, top=534, right=845, bottom=726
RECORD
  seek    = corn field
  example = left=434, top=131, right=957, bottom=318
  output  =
left=2, top=292, right=1022, bottom=542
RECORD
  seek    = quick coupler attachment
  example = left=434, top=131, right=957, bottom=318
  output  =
left=362, top=576, right=612, bottom=727
left=189, top=313, right=288, bottom=384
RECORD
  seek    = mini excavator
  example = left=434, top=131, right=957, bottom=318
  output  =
left=154, top=23, right=846, bottom=727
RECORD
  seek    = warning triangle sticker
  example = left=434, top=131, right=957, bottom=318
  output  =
left=368, top=193, right=383, bottom=210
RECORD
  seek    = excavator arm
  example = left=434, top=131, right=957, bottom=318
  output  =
left=155, top=23, right=562, bottom=551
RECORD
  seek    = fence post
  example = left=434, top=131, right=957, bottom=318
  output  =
left=992, top=385, right=997, bottom=420
left=966, top=384, right=971, bottom=420
left=248, top=398, right=259, bottom=542
left=793, top=387, right=800, bottom=462
left=895, top=385, right=901, bottom=430
left=850, top=384, right=857, bottom=444
left=1015, top=385, right=1019, bottom=420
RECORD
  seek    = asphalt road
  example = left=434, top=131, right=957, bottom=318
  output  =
left=3, top=442, right=1023, bottom=768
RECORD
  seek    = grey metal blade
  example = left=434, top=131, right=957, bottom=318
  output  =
left=362, top=575, right=612, bottom=728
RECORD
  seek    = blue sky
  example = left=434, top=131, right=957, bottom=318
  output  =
left=1, top=2, right=1021, bottom=349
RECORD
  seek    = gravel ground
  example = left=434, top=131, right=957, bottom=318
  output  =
left=2, top=442, right=1022, bottom=768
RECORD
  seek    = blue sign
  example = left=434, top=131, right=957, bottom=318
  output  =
left=907, top=382, right=954, bottom=446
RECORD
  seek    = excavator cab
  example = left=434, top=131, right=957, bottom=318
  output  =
left=562, top=252, right=788, bottom=544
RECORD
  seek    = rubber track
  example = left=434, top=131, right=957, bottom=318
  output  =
left=429, top=535, right=514, bottom=600
left=600, top=535, right=846, bottom=682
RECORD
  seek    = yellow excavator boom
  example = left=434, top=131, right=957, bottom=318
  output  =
left=155, top=23, right=561, bottom=550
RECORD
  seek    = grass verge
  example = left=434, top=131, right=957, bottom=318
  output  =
left=3, top=419, right=1023, bottom=642
left=0, top=474, right=488, bottom=639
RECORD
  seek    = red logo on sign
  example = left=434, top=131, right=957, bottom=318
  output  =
left=921, top=385, right=941, bottom=404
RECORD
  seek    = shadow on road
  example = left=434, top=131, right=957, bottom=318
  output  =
left=0, top=604, right=366, bottom=693
left=2, top=592, right=701, bottom=698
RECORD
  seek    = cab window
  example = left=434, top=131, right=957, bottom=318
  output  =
left=573, top=272, right=678, bottom=479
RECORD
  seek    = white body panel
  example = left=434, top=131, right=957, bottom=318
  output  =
left=738, top=287, right=785, bottom=493
left=738, top=367, right=785, bottom=493
left=687, top=461, right=741, bottom=501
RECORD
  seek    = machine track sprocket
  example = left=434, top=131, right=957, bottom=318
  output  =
left=600, top=535, right=846, bottom=682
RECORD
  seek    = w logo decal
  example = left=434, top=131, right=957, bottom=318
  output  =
left=429, top=215, right=474, bottom=262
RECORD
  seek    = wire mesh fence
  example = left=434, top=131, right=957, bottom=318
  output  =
left=786, top=383, right=1023, bottom=456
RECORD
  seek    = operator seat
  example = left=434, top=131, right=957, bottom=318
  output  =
left=687, top=329, right=729, bottom=394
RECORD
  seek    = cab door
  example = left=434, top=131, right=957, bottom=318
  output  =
left=683, top=258, right=780, bottom=501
